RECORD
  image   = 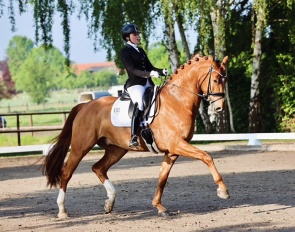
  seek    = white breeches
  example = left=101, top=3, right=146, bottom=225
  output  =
left=127, top=80, right=152, bottom=111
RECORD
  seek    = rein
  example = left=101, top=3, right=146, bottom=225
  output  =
left=164, top=65, right=226, bottom=104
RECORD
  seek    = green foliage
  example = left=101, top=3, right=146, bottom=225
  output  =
left=117, top=74, right=128, bottom=85
left=148, top=41, right=186, bottom=70
left=14, top=46, right=68, bottom=104
left=65, top=69, right=119, bottom=90
left=75, top=71, right=95, bottom=89
left=0, top=90, right=78, bottom=114
left=275, top=54, right=295, bottom=131
left=148, top=42, right=170, bottom=71
left=6, top=36, right=34, bottom=80
left=227, top=52, right=252, bottom=132
left=3, top=0, right=295, bottom=132
left=93, top=69, right=118, bottom=89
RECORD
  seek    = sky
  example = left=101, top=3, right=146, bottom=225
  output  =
left=0, top=5, right=197, bottom=64
left=0, top=7, right=108, bottom=64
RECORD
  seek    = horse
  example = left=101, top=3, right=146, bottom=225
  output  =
left=42, top=55, right=230, bottom=218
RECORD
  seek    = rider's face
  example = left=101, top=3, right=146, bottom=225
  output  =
left=129, top=33, right=140, bottom=45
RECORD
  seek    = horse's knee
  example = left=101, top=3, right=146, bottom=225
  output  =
left=203, top=152, right=214, bottom=165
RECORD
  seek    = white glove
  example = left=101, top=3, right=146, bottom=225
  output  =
left=150, top=70, right=159, bottom=78
left=162, top=68, right=169, bottom=76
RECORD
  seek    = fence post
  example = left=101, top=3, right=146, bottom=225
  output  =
left=63, top=112, right=67, bottom=124
left=30, top=114, right=34, bottom=136
left=16, top=114, right=21, bottom=146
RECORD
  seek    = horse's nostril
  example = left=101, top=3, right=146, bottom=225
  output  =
left=215, top=107, right=222, bottom=112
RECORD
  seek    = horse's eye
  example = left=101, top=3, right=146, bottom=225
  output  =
left=213, top=79, right=218, bottom=83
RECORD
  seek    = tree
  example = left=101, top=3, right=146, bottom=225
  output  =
left=173, top=1, right=191, bottom=60
left=6, top=36, right=34, bottom=81
left=0, top=59, right=16, bottom=101
left=94, top=70, right=118, bottom=89
left=161, top=0, right=180, bottom=72
left=249, top=0, right=267, bottom=132
left=275, top=54, right=295, bottom=132
left=14, top=46, right=67, bottom=104
left=260, top=0, right=295, bottom=132
left=74, top=71, right=95, bottom=90
left=3, top=0, right=295, bottom=132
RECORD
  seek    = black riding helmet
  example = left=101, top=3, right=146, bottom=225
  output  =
left=121, top=23, right=141, bottom=41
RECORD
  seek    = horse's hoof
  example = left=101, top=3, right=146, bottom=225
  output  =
left=158, top=210, right=171, bottom=217
left=217, top=187, right=230, bottom=199
left=104, top=199, right=115, bottom=214
left=58, top=212, right=68, bottom=219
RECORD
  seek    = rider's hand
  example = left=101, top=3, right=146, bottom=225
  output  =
left=162, top=68, right=169, bottom=76
left=150, top=70, right=159, bottom=78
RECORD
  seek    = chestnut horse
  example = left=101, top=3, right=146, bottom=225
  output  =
left=43, top=55, right=230, bottom=218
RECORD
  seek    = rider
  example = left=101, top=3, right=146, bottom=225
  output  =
left=121, top=23, right=169, bottom=148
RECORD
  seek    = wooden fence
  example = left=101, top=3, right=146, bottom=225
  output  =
left=0, top=111, right=69, bottom=146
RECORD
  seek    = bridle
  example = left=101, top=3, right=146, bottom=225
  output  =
left=198, top=65, right=227, bottom=103
left=164, top=65, right=227, bottom=104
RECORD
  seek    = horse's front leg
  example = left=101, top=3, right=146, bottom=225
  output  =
left=173, top=139, right=230, bottom=199
left=152, top=152, right=178, bottom=216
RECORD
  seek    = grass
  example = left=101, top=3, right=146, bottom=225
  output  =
left=0, top=90, right=80, bottom=146
left=0, top=133, right=59, bottom=146
left=0, top=89, right=82, bottom=114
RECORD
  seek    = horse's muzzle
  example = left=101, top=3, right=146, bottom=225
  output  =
left=215, top=106, right=223, bottom=113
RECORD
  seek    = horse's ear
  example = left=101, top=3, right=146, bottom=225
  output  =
left=222, top=56, right=229, bottom=65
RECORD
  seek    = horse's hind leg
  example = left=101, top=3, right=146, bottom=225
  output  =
left=152, top=152, right=179, bottom=216
left=57, top=145, right=93, bottom=218
left=92, top=145, right=128, bottom=214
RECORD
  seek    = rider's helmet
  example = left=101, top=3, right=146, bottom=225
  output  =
left=121, top=23, right=141, bottom=41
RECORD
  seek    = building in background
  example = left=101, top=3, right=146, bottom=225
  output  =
left=72, top=61, right=117, bottom=75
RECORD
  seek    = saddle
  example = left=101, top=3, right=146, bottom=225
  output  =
left=111, top=86, right=160, bottom=154
left=120, top=86, right=155, bottom=121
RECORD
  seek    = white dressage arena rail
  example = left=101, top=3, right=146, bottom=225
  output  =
left=0, top=133, right=294, bottom=155
left=191, top=132, right=295, bottom=146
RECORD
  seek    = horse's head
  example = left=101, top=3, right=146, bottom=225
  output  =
left=198, top=56, right=228, bottom=113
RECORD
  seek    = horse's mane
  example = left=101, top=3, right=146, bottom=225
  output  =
left=169, top=54, right=221, bottom=80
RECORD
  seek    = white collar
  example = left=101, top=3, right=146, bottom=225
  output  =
left=127, top=41, right=140, bottom=52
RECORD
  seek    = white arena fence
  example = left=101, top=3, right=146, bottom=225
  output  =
left=192, top=132, right=295, bottom=146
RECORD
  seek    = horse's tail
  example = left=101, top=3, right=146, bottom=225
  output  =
left=42, top=103, right=85, bottom=188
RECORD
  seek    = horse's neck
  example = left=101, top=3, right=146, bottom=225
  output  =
left=161, top=61, right=211, bottom=117
left=162, top=73, right=201, bottom=115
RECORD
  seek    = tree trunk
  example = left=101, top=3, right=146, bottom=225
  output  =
left=163, top=4, right=180, bottom=72
left=225, top=82, right=235, bottom=132
left=210, top=4, right=234, bottom=133
left=249, top=1, right=264, bottom=132
left=198, top=100, right=213, bottom=133
left=174, top=4, right=191, bottom=60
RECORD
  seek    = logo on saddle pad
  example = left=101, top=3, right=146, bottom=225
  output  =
left=111, top=86, right=158, bottom=127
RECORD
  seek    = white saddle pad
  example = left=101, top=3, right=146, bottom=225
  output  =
left=111, top=87, right=157, bottom=127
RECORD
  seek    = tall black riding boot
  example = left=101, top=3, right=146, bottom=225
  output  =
left=129, top=104, right=143, bottom=147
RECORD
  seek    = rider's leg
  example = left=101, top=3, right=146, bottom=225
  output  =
left=127, top=84, right=146, bottom=147
left=130, top=103, right=143, bottom=147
